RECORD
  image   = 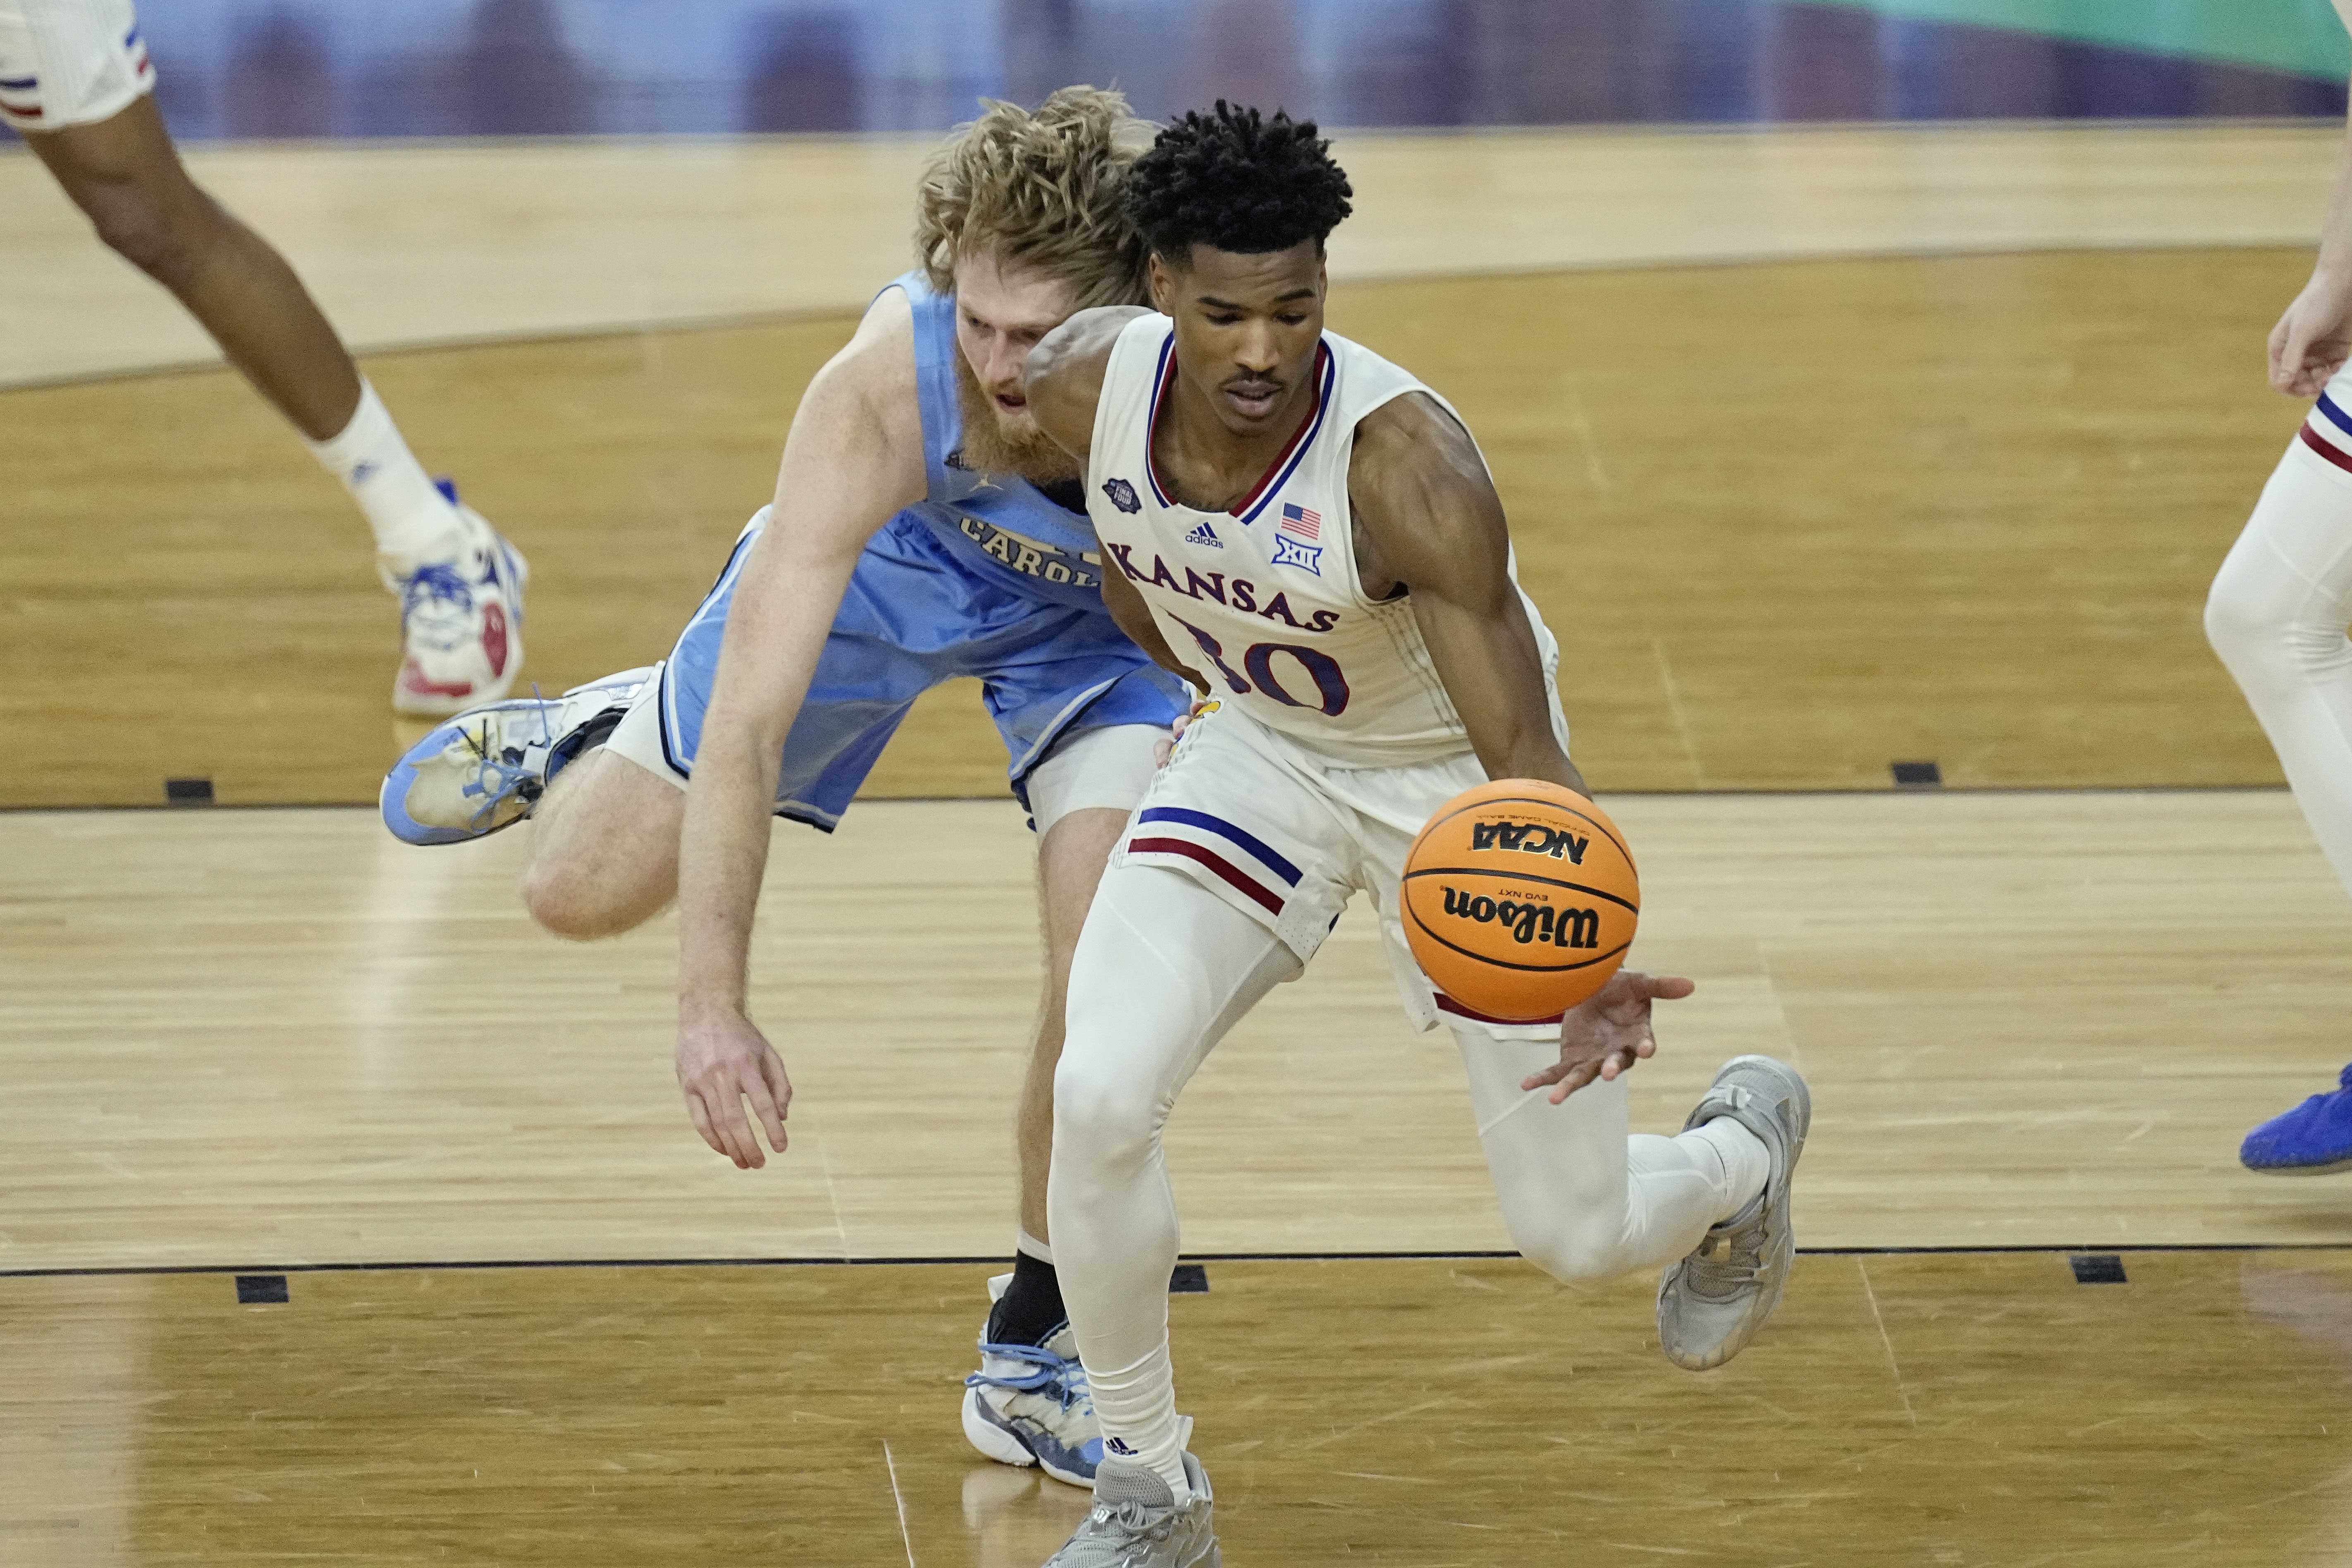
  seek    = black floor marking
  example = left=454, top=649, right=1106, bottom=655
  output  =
left=164, top=777, right=215, bottom=806
left=1169, top=1263, right=1209, bottom=1294
left=2070, top=1254, right=2128, bottom=1284
left=235, top=1273, right=289, bottom=1304
left=1891, top=760, right=1943, bottom=787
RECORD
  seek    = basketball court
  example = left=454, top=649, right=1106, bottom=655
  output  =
left=8, top=3, right=2352, bottom=1562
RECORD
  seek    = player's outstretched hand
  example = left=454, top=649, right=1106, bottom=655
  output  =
left=677, top=1006, right=792, bottom=1169
left=2270, top=268, right=2352, bottom=398
left=1524, top=969, right=1696, bottom=1104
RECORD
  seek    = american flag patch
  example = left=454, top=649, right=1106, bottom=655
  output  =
left=1279, top=502, right=1321, bottom=539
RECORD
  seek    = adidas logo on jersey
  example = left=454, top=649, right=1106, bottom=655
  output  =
left=1184, top=520, right=1224, bottom=549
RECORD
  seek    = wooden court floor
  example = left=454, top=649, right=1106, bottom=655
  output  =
left=0, top=246, right=2317, bottom=807
left=6, top=1252, right=2350, bottom=1566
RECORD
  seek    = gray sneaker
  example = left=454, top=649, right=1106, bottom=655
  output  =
left=1657, top=1054, right=1811, bottom=1372
left=1042, top=1451, right=1220, bottom=1567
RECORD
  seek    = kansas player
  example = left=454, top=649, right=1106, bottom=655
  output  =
left=1021, top=105, right=1811, bottom=1564
left=378, top=88, right=1187, bottom=1487
left=2209, top=0, right=2352, bottom=1174
left=4, top=0, right=523, bottom=712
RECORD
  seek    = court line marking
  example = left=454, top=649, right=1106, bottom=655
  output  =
left=1856, top=1260, right=1919, bottom=1429
left=882, top=1439, right=916, bottom=1568
left=4, top=1241, right=2347, bottom=1280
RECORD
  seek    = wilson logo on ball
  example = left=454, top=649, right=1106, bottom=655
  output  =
left=1468, top=820, right=1589, bottom=862
left=1401, top=780, right=1641, bottom=1021
left=1439, top=889, right=1601, bottom=949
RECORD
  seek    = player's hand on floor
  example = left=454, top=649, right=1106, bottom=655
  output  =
left=676, top=1006, right=792, bottom=1168
left=1524, top=969, right=1695, bottom=1104
left=2269, top=269, right=2352, bottom=397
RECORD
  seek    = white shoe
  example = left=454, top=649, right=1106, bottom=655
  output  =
left=384, top=485, right=528, bottom=717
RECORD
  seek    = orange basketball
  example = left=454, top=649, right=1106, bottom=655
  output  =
left=1399, top=779, right=1639, bottom=1022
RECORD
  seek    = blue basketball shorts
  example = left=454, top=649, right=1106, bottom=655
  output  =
left=630, top=507, right=1187, bottom=831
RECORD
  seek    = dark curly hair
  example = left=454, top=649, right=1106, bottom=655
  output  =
left=1123, top=101, right=1353, bottom=265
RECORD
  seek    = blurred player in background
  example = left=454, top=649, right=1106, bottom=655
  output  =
left=376, top=88, right=1188, bottom=1486
left=3, top=0, right=523, bottom=712
left=2207, top=0, right=2352, bottom=1174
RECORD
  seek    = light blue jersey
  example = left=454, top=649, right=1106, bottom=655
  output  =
left=651, top=273, right=1186, bottom=829
left=896, top=272, right=1112, bottom=610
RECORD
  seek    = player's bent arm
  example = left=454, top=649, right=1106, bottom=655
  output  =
left=1099, top=545, right=1207, bottom=693
left=1024, top=306, right=1152, bottom=461
left=1349, top=394, right=1590, bottom=798
left=676, top=292, right=929, bottom=1021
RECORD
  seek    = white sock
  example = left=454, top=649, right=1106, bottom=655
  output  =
left=1086, top=1343, right=1192, bottom=1503
left=306, top=378, right=461, bottom=566
left=1016, top=1229, right=1055, bottom=1266
left=1685, top=1116, right=1771, bottom=1223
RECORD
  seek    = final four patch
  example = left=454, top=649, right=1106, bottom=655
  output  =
left=1270, top=533, right=1324, bottom=574
left=1102, top=477, right=1142, bottom=514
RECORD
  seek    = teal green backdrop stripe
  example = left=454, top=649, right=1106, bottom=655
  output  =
left=1786, top=0, right=2350, bottom=80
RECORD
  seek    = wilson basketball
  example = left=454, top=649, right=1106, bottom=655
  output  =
left=1399, top=779, right=1639, bottom=1021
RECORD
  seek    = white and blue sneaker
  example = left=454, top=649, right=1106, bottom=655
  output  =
left=380, top=667, right=652, bottom=846
left=384, top=482, right=529, bottom=717
left=963, top=1274, right=1102, bottom=1488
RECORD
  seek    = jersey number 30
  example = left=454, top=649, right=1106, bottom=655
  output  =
left=1169, top=614, right=1351, bottom=717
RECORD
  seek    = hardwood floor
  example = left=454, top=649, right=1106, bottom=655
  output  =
left=5, top=1252, right=2345, bottom=1565
left=0, top=247, right=2316, bottom=808
left=5, top=792, right=2347, bottom=1274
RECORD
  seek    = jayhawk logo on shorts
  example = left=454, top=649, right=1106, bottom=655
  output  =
left=1102, top=478, right=1142, bottom=514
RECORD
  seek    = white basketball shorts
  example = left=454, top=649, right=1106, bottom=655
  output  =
left=1113, top=697, right=1570, bottom=1041
left=0, top=0, right=152, bottom=133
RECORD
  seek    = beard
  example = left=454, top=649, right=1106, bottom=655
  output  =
left=954, top=351, right=1081, bottom=486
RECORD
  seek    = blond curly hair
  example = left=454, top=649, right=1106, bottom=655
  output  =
left=915, top=86, right=1152, bottom=311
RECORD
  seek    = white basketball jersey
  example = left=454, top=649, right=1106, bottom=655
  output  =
left=1085, top=314, right=1560, bottom=767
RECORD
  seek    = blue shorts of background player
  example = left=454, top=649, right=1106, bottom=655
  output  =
left=604, top=506, right=1183, bottom=833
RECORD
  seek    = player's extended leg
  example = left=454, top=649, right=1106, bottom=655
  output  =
left=1451, top=1032, right=1757, bottom=1280
left=960, top=801, right=1129, bottom=1487
left=1450, top=1032, right=1807, bottom=1369
left=2208, top=424, right=2352, bottom=1171
left=963, top=724, right=1166, bottom=1487
left=1044, top=862, right=1294, bottom=1559
left=25, top=96, right=523, bottom=712
left=26, top=95, right=357, bottom=439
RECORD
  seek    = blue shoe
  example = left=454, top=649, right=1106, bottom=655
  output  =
left=380, top=667, right=652, bottom=845
left=2242, top=1065, right=2352, bottom=1174
left=962, top=1275, right=1101, bottom=1487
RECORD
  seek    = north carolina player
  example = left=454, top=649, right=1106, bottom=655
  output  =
left=377, top=90, right=1188, bottom=1487
left=1022, top=105, right=1812, bottom=1564
left=2, top=0, right=523, bottom=712
left=2209, top=0, right=2352, bottom=1175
